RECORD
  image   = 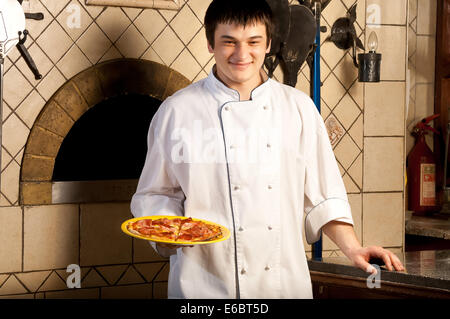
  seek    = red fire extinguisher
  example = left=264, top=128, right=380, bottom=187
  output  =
left=407, top=114, right=440, bottom=215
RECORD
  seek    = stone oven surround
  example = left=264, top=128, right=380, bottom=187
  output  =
left=21, top=59, right=189, bottom=205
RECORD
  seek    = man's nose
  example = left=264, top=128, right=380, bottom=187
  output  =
left=234, top=43, right=249, bottom=59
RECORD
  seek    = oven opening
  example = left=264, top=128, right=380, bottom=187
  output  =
left=51, top=93, right=161, bottom=203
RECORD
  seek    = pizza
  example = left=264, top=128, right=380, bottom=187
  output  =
left=127, top=217, right=223, bottom=243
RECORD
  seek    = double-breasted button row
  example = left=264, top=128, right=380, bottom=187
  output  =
left=224, top=105, right=269, bottom=111
left=240, top=266, right=271, bottom=275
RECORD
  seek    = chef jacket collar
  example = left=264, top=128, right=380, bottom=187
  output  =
left=206, top=64, right=271, bottom=104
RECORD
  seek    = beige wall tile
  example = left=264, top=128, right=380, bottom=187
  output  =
left=366, top=0, right=407, bottom=25
left=333, top=94, right=361, bottom=130
left=3, top=66, right=33, bottom=109
left=188, top=0, right=212, bottom=21
left=39, top=0, right=70, bottom=16
left=56, top=0, right=93, bottom=42
left=415, top=83, right=435, bottom=121
left=321, top=73, right=346, bottom=110
left=348, top=152, right=363, bottom=189
left=364, top=82, right=405, bottom=136
left=172, top=49, right=202, bottom=81
left=363, top=192, right=404, bottom=247
left=23, top=205, right=79, bottom=271
left=364, top=137, right=404, bottom=192
left=322, top=0, right=347, bottom=28
left=171, top=5, right=202, bottom=44
left=36, top=67, right=66, bottom=101
left=57, top=45, right=92, bottom=80
left=1, top=161, right=20, bottom=204
left=36, top=20, right=73, bottom=63
left=152, top=27, right=184, bottom=65
left=123, top=7, right=142, bottom=21
left=134, top=10, right=167, bottom=44
left=366, top=26, right=406, bottom=81
left=134, top=262, right=167, bottom=282
left=2, top=113, right=30, bottom=157
left=37, top=271, right=67, bottom=292
left=188, top=28, right=213, bottom=67
left=115, top=25, right=149, bottom=59
left=0, top=207, right=22, bottom=273
left=80, top=203, right=132, bottom=266
left=417, top=0, right=437, bottom=35
left=101, top=283, right=152, bottom=299
left=15, top=271, right=51, bottom=293
left=415, top=36, right=435, bottom=84
left=334, top=134, right=360, bottom=170
left=409, top=0, right=418, bottom=23
left=95, top=7, right=131, bottom=43
left=99, top=46, right=123, bottom=63
left=77, top=23, right=112, bottom=64
left=45, top=288, right=99, bottom=299
left=0, top=275, right=28, bottom=295
left=349, top=114, right=363, bottom=149
left=16, top=90, right=46, bottom=129
left=81, top=269, right=108, bottom=288
left=117, top=266, right=145, bottom=285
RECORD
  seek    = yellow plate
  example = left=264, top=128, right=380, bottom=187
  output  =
left=121, top=215, right=231, bottom=245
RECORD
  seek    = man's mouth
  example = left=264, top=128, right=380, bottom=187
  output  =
left=230, top=62, right=252, bottom=69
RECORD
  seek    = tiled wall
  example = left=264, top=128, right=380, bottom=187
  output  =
left=406, top=0, right=437, bottom=155
left=0, top=0, right=408, bottom=298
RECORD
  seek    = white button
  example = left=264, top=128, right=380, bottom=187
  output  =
left=263, top=106, right=268, bottom=110
left=265, top=266, right=270, bottom=271
left=230, top=145, right=235, bottom=149
left=241, top=268, right=246, bottom=275
left=234, top=185, right=240, bottom=191
left=239, top=226, right=244, bottom=231
left=268, top=225, right=272, bottom=230
left=268, top=185, right=272, bottom=190
left=224, top=106, right=230, bottom=111
left=266, top=144, right=271, bottom=148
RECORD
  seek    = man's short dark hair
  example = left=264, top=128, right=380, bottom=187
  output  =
left=204, top=0, right=274, bottom=49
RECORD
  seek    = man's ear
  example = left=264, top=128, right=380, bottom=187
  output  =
left=207, top=42, right=214, bottom=53
left=266, top=39, right=272, bottom=54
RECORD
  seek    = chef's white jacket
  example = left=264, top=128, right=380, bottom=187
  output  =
left=130, top=67, right=354, bottom=299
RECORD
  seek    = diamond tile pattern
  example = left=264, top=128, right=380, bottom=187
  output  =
left=0, top=0, right=367, bottom=206
left=0, top=0, right=389, bottom=281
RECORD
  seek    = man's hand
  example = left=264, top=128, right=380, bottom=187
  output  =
left=346, top=246, right=404, bottom=274
left=322, top=221, right=405, bottom=274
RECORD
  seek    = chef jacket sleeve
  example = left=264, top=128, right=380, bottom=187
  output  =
left=303, top=101, right=354, bottom=244
left=130, top=105, right=185, bottom=255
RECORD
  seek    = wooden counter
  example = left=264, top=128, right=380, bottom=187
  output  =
left=308, top=250, right=450, bottom=299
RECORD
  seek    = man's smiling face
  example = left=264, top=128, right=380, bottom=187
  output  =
left=208, top=22, right=271, bottom=91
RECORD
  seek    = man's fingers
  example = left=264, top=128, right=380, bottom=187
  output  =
left=354, top=257, right=378, bottom=275
left=389, top=251, right=405, bottom=271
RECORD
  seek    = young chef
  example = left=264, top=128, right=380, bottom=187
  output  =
left=130, top=0, right=404, bottom=298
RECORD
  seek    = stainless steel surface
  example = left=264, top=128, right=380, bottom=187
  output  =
left=52, top=179, right=138, bottom=204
